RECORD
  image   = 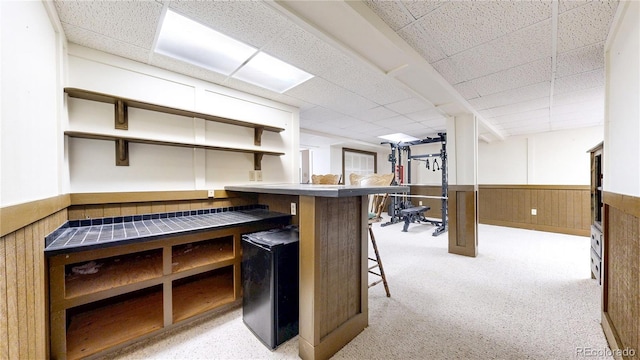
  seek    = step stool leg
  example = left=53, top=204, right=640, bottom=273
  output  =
left=369, top=225, right=390, bottom=297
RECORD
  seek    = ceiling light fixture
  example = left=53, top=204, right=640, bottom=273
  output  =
left=378, top=133, right=420, bottom=143
left=155, top=10, right=313, bottom=93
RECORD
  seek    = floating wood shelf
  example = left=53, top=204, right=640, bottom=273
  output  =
left=64, top=87, right=286, bottom=168
left=65, top=131, right=284, bottom=168
left=64, top=87, right=285, bottom=133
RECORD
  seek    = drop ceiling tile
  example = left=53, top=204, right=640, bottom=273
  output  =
left=431, top=58, right=465, bottom=85
left=301, top=106, right=344, bottom=123
left=557, top=1, right=618, bottom=53
left=445, top=20, right=552, bottom=83
left=558, top=0, right=589, bottom=14
left=286, top=77, right=376, bottom=116
left=419, top=118, right=447, bottom=130
left=551, top=118, right=603, bottom=131
left=453, top=82, right=480, bottom=100
left=468, top=81, right=550, bottom=111
left=353, top=106, right=399, bottom=122
left=415, top=1, right=552, bottom=57
left=373, top=115, right=415, bottom=127
left=262, top=22, right=325, bottom=74
left=554, top=69, right=604, bottom=95
left=338, top=118, right=372, bottom=130
left=393, top=121, right=429, bottom=133
left=55, top=0, right=162, bottom=49
left=364, top=0, right=414, bottom=31
left=397, top=23, right=447, bottom=63
left=62, top=24, right=150, bottom=63
left=168, top=0, right=287, bottom=49
left=406, top=108, right=446, bottom=122
left=556, top=43, right=604, bottom=78
left=401, top=0, right=447, bottom=19
left=491, top=108, right=550, bottom=125
left=470, top=58, right=551, bottom=97
left=385, top=98, right=434, bottom=114
left=553, top=99, right=603, bottom=116
left=358, top=79, right=414, bottom=106
left=484, top=97, right=550, bottom=117
left=553, top=87, right=604, bottom=106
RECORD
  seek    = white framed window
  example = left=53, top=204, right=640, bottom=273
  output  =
left=342, top=148, right=377, bottom=183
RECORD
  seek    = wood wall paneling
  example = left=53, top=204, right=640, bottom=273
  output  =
left=603, top=200, right=639, bottom=358
left=478, top=185, right=590, bottom=236
left=408, top=185, right=443, bottom=220
left=0, top=209, right=67, bottom=360
left=448, top=186, right=478, bottom=257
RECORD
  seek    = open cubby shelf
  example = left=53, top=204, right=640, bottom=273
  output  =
left=66, top=286, right=164, bottom=360
left=172, top=236, right=234, bottom=273
left=65, top=249, right=163, bottom=299
left=172, top=266, right=235, bottom=323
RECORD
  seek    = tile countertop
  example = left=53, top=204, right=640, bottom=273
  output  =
left=225, top=183, right=409, bottom=197
left=44, top=205, right=291, bottom=256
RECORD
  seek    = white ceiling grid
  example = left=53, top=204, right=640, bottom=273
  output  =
left=52, top=0, right=618, bottom=148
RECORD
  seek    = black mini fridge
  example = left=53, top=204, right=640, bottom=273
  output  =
left=241, top=226, right=299, bottom=349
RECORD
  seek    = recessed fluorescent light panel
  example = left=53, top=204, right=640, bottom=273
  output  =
left=155, top=10, right=313, bottom=93
left=234, top=52, right=314, bottom=93
left=378, top=133, right=421, bottom=143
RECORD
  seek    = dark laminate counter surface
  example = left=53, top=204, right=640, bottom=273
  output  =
left=45, top=206, right=290, bottom=256
left=225, top=183, right=409, bottom=197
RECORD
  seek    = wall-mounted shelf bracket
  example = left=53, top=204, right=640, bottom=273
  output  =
left=254, top=153, right=263, bottom=171
left=115, top=100, right=128, bottom=130
left=254, top=127, right=264, bottom=146
left=116, top=138, right=129, bottom=166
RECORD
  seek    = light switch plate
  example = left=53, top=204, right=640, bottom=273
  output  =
left=531, top=208, right=537, bottom=215
left=255, top=170, right=262, bottom=181
left=207, top=190, right=215, bottom=198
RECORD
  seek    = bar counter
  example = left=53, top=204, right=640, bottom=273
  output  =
left=225, top=183, right=408, bottom=360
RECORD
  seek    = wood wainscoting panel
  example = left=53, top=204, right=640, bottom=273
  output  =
left=298, top=195, right=367, bottom=360
left=478, top=185, right=590, bottom=236
left=0, top=209, right=68, bottom=359
left=448, top=186, right=478, bottom=257
left=408, top=185, right=443, bottom=219
left=602, top=191, right=639, bottom=358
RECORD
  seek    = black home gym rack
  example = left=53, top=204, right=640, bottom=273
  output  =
left=381, top=132, right=448, bottom=236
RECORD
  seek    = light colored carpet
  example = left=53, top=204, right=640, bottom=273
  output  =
left=105, top=220, right=611, bottom=360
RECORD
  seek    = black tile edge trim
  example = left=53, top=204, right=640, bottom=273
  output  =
left=44, top=204, right=271, bottom=245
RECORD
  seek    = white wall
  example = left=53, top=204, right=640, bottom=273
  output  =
left=605, top=1, right=640, bottom=196
left=66, top=45, right=299, bottom=193
left=1, top=1, right=63, bottom=206
left=478, top=126, right=603, bottom=185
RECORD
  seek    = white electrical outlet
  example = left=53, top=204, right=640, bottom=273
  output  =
left=207, top=190, right=215, bottom=198
left=291, top=202, right=297, bottom=215
left=531, top=208, right=537, bottom=215
left=255, top=170, right=263, bottom=181
left=249, top=170, right=255, bottom=181
left=419, top=201, right=423, bottom=206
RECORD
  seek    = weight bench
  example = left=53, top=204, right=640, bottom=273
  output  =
left=400, top=206, right=430, bottom=232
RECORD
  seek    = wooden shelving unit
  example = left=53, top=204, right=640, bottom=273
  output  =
left=172, top=236, right=234, bottom=273
left=48, top=222, right=285, bottom=359
left=65, top=249, right=163, bottom=299
left=66, top=287, right=164, bottom=360
left=172, top=267, right=235, bottom=323
left=64, top=87, right=285, bottom=168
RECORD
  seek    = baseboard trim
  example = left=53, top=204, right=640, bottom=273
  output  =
left=479, top=219, right=589, bottom=237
